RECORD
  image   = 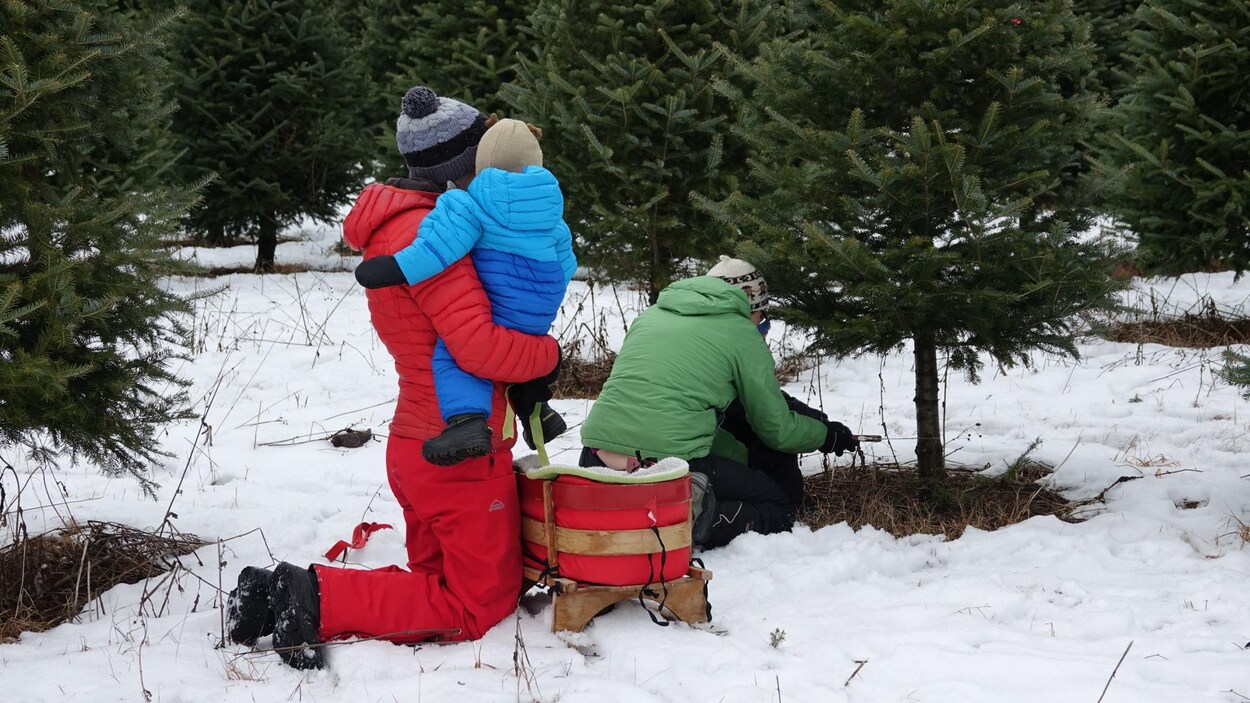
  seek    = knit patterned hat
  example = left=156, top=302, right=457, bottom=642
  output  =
left=475, top=118, right=543, bottom=174
left=396, top=86, right=488, bottom=183
left=707, top=255, right=769, bottom=312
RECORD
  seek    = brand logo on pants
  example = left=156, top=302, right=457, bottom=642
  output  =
left=488, top=499, right=505, bottom=512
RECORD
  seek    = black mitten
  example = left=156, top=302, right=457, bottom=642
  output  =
left=820, top=421, right=859, bottom=457
left=354, top=255, right=408, bottom=289
left=508, top=377, right=554, bottom=423
left=508, top=346, right=562, bottom=419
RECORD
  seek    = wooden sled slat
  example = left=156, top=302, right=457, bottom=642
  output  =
left=521, top=516, right=692, bottom=555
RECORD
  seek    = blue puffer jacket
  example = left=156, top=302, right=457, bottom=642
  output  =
left=393, top=165, right=577, bottom=288
left=396, top=165, right=576, bottom=420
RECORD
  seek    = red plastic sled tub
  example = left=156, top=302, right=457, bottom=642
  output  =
left=518, top=473, right=692, bottom=587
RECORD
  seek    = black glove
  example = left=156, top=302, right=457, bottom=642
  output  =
left=783, top=392, right=828, bottom=422
left=820, top=421, right=859, bottom=457
left=507, top=346, right=562, bottom=419
left=354, top=255, right=408, bottom=289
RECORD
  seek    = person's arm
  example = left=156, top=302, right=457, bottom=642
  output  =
left=718, top=399, right=758, bottom=447
left=393, top=190, right=484, bottom=285
left=410, top=257, right=559, bottom=383
left=731, top=328, right=827, bottom=454
left=782, top=392, right=828, bottom=422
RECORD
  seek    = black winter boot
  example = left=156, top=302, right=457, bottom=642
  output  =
left=521, top=401, right=567, bottom=450
left=227, top=566, right=275, bottom=646
left=269, top=562, right=324, bottom=670
left=422, top=413, right=493, bottom=466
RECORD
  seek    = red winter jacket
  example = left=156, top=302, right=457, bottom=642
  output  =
left=343, top=180, right=560, bottom=445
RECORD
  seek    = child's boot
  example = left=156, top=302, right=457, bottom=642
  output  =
left=422, top=413, right=493, bottom=466
left=522, top=401, right=567, bottom=449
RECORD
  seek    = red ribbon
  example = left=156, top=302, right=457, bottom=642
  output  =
left=324, top=521, right=393, bottom=562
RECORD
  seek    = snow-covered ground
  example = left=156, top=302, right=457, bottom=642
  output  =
left=3, top=225, right=1250, bottom=702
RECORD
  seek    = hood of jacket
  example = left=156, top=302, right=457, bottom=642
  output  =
left=656, top=276, right=752, bottom=319
left=342, top=181, right=440, bottom=252
left=468, top=165, right=565, bottom=232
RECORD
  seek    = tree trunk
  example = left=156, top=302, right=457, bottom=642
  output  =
left=207, top=223, right=226, bottom=247
left=254, top=216, right=278, bottom=273
left=913, top=333, right=945, bottom=480
left=647, top=232, right=662, bottom=305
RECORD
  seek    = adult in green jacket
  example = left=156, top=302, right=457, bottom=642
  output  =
left=580, top=257, right=859, bottom=548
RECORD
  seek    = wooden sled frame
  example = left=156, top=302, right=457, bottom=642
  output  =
left=522, top=478, right=713, bottom=633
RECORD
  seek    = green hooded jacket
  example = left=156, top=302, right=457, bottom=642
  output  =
left=580, top=276, right=827, bottom=462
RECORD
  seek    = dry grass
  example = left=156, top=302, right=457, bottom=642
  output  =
left=0, top=521, right=205, bottom=641
left=552, top=306, right=619, bottom=400
left=198, top=262, right=345, bottom=277
left=1219, top=515, right=1250, bottom=548
left=1109, top=297, right=1250, bottom=348
left=775, top=349, right=820, bottom=384
left=800, top=461, right=1078, bottom=540
left=552, top=353, right=616, bottom=400
left=329, top=427, right=374, bottom=449
left=1112, top=261, right=1146, bottom=280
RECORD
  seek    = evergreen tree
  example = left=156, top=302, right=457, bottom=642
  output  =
left=1, top=0, right=197, bottom=488
left=342, top=0, right=415, bottom=177
left=167, top=0, right=370, bottom=271
left=502, top=0, right=789, bottom=302
left=352, top=0, right=537, bottom=178
left=1095, top=0, right=1250, bottom=274
left=410, top=0, right=535, bottom=108
left=709, top=0, right=1123, bottom=478
left=1223, top=351, right=1250, bottom=397
left=1075, top=0, right=1142, bottom=99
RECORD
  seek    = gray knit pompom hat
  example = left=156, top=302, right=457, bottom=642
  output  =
left=396, top=86, right=488, bottom=183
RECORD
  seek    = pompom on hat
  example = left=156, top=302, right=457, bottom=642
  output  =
left=707, top=255, right=769, bottom=312
left=396, top=86, right=488, bottom=183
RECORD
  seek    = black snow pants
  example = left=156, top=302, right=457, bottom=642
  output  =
left=686, top=453, right=795, bottom=549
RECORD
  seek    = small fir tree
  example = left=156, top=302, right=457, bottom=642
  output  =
left=1075, top=0, right=1143, bottom=99
left=346, top=0, right=422, bottom=177
left=167, top=0, right=370, bottom=271
left=1, top=0, right=198, bottom=488
left=1223, top=351, right=1250, bottom=397
left=502, top=0, right=790, bottom=302
left=1095, top=0, right=1250, bottom=274
left=349, top=0, right=537, bottom=178
left=411, top=0, right=535, bottom=108
left=710, top=0, right=1123, bottom=478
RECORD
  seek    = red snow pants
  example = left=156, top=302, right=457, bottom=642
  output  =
left=313, top=435, right=521, bottom=643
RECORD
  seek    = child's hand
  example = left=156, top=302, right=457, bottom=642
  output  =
left=354, top=255, right=407, bottom=289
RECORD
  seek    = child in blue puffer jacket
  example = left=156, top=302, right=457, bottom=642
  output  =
left=355, top=117, right=576, bottom=466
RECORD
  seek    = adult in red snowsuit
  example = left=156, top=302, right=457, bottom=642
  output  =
left=224, top=87, right=559, bottom=669
left=316, top=186, right=556, bottom=642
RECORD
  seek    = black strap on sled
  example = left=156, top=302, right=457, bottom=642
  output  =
left=692, top=556, right=712, bottom=622
left=638, top=524, right=672, bottom=627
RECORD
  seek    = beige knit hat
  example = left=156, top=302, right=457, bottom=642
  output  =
left=475, top=118, right=543, bottom=174
left=707, top=255, right=769, bottom=312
